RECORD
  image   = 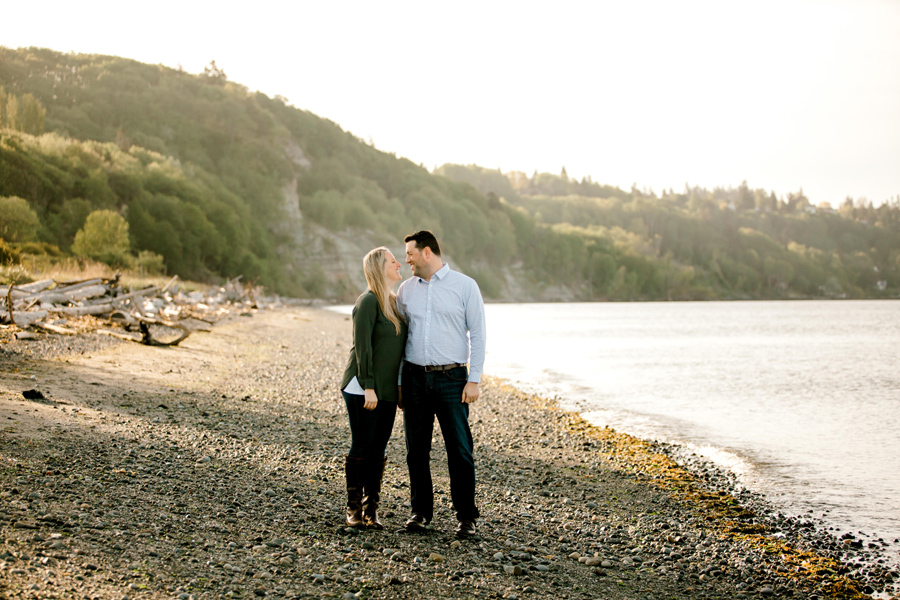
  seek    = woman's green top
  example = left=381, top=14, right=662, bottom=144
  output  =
left=340, top=290, right=407, bottom=403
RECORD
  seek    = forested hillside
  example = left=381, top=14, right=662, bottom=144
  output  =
left=0, top=47, right=534, bottom=298
left=1, top=46, right=898, bottom=300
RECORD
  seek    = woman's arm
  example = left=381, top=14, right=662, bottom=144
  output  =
left=354, top=294, right=379, bottom=408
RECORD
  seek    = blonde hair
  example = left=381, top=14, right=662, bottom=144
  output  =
left=363, top=247, right=403, bottom=335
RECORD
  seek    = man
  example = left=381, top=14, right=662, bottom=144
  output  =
left=397, top=230, right=486, bottom=538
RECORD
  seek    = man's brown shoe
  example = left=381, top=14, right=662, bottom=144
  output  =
left=404, top=513, right=430, bottom=532
left=455, top=519, right=477, bottom=538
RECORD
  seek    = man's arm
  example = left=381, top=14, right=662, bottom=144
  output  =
left=462, top=279, right=486, bottom=404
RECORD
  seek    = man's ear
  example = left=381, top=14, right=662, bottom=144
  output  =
left=422, top=247, right=431, bottom=260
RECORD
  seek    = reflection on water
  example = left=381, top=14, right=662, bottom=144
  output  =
left=485, top=300, right=900, bottom=562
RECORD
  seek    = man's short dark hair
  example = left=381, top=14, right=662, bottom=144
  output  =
left=404, top=230, right=441, bottom=256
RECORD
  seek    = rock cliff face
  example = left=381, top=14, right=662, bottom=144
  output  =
left=272, top=142, right=580, bottom=303
left=271, top=142, right=377, bottom=301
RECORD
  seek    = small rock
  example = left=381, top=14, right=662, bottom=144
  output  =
left=584, top=557, right=603, bottom=567
left=429, top=553, right=444, bottom=562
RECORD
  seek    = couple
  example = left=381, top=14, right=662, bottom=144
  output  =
left=339, top=230, right=486, bottom=538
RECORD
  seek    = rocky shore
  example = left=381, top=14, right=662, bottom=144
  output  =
left=1, top=307, right=897, bottom=600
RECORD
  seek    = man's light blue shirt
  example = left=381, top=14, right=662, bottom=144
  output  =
left=397, top=263, right=486, bottom=383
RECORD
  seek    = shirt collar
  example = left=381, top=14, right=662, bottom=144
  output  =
left=416, top=263, right=450, bottom=284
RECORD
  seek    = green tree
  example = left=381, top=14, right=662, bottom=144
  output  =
left=0, top=196, right=40, bottom=242
left=72, top=209, right=131, bottom=264
left=20, top=93, right=46, bottom=135
left=4, top=94, right=18, bottom=130
left=201, top=60, right=228, bottom=84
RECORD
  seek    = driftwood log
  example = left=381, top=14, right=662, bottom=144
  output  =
left=2, top=273, right=269, bottom=347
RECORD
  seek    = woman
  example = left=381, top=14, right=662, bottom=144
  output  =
left=340, top=247, right=407, bottom=528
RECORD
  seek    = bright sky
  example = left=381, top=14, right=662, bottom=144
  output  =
left=5, top=0, right=900, bottom=207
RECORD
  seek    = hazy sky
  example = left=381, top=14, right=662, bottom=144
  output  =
left=5, top=0, right=899, bottom=207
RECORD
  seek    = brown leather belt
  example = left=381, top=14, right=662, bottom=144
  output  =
left=408, top=362, right=466, bottom=373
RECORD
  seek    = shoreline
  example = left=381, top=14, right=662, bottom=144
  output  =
left=0, top=307, right=896, bottom=599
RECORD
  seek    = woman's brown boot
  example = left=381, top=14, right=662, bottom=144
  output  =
left=362, top=457, right=386, bottom=529
left=344, top=455, right=365, bottom=527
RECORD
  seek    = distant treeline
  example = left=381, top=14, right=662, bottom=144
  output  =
left=1, top=46, right=897, bottom=300
left=435, top=164, right=900, bottom=299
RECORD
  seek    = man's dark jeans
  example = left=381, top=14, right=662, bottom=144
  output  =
left=402, top=363, right=478, bottom=522
left=342, top=391, right=397, bottom=459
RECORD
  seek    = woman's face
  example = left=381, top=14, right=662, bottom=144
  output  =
left=383, top=251, right=402, bottom=285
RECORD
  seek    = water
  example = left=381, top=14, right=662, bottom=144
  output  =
left=483, top=300, right=900, bottom=563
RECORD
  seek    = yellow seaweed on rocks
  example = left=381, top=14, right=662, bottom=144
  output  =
left=493, top=380, right=870, bottom=600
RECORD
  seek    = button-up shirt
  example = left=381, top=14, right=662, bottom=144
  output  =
left=397, top=263, right=486, bottom=383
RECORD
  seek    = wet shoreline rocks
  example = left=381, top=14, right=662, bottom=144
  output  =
left=1, top=307, right=897, bottom=599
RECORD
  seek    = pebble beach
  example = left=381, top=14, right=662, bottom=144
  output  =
left=0, top=307, right=897, bottom=600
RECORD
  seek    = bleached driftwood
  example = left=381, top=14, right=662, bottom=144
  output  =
left=33, top=322, right=78, bottom=335
left=53, top=304, right=114, bottom=317
left=4, top=273, right=267, bottom=346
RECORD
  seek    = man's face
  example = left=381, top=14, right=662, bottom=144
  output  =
left=405, top=241, right=425, bottom=277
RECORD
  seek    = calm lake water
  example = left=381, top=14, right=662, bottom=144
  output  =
left=483, top=300, right=900, bottom=563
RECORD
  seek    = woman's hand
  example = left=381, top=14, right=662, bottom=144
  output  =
left=364, top=389, right=378, bottom=411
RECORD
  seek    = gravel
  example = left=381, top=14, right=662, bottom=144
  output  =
left=1, top=307, right=897, bottom=600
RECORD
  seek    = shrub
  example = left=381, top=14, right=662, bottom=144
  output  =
left=0, top=238, right=21, bottom=266
left=0, top=196, right=40, bottom=243
left=134, top=250, right=166, bottom=276
left=13, top=242, right=63, bottom=257
left=72, top=210, right=131, bottom=265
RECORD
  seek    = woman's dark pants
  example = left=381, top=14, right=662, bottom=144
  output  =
left=402, top=364, right=478, bottom=523
left=342, top=391, right=397, bottom=459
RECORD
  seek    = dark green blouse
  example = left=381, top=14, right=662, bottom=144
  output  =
left=340, top=290, right=407, bottom=403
